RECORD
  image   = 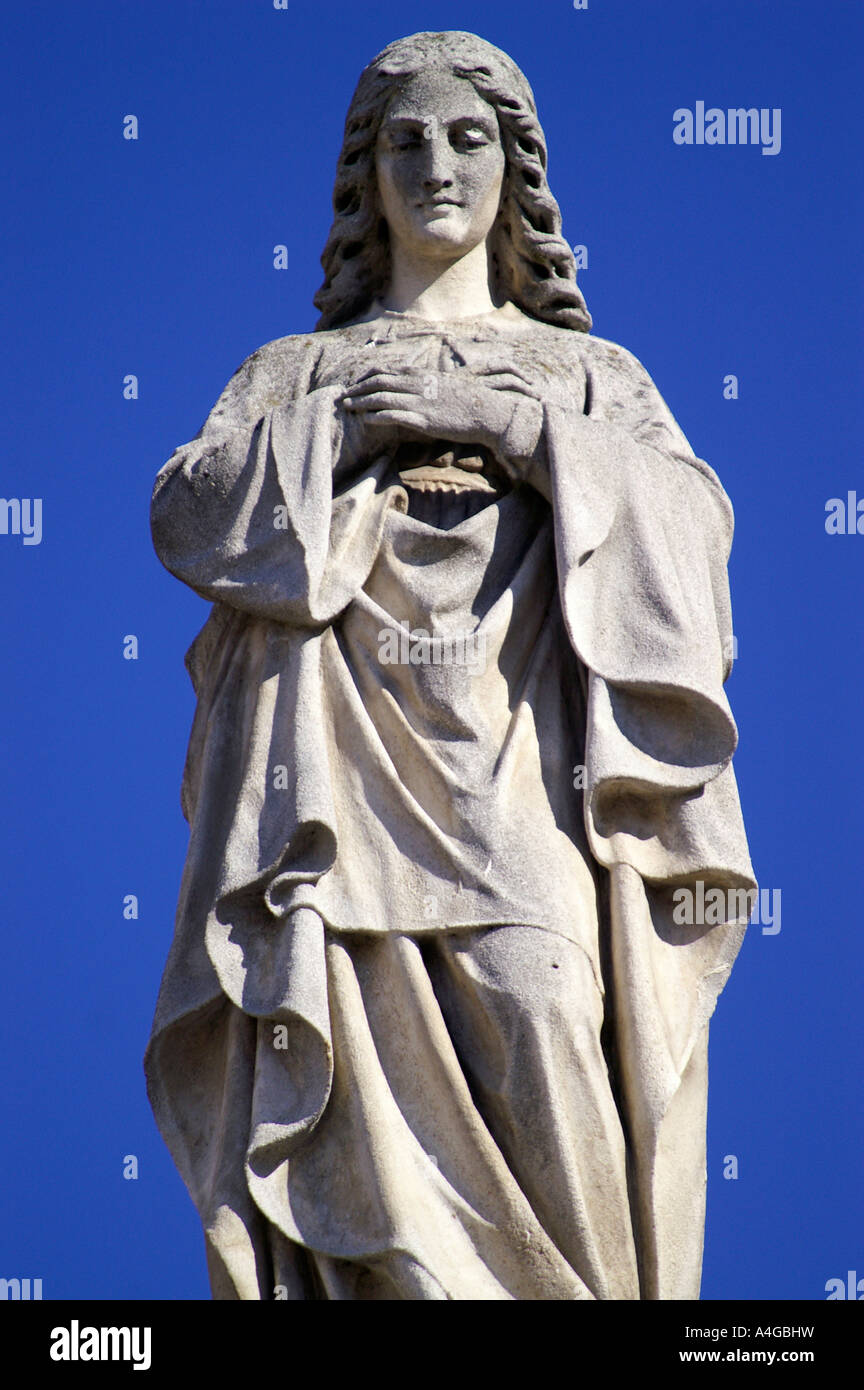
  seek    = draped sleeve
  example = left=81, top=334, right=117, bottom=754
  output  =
left=151, top=335, right=406, bottom=628
left=540, top=333, right=756, bottom=1298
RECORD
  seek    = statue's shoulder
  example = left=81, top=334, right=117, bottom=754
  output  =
left=578, top=331, right=649, bottom=373
left=572, top=331, right=730, bottom=501
left=508, top=317, right=663, bottom=396
left=527, top=324, right=660, bottom=390
left=531, top=322, right=728, bottom=489
left=204, top=330, right=328, bottom=427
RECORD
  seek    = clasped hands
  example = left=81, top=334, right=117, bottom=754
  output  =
left=338, top=365, right=544, bottom=482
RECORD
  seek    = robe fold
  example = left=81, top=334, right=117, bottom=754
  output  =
left=145, top=304, right=755, bottom=1300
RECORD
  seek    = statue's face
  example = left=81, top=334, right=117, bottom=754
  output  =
left=375, top=69, right=505, bottom=263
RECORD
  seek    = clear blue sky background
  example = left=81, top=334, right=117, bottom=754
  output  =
left=1, top=0, right=861, bottom=1301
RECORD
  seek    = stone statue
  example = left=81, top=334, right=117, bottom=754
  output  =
left=145, top=30, right=755, bottom=1301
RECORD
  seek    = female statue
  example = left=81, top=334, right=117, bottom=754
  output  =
left=145, top=30, right=755, bottom=1300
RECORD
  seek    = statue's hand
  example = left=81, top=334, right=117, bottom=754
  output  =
left=338, top=367, right=543, bottom=479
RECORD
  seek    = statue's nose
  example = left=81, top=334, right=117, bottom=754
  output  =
left=421, top=140, right=456, bottom=188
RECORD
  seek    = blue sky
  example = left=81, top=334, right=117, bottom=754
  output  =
left=1, top=0, right=861, bottom=1300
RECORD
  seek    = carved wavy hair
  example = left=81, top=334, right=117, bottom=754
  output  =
left=313, top=31, right=591, bottom=332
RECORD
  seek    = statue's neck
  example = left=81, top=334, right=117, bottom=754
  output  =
left=380, top=239, right=502, bottom=321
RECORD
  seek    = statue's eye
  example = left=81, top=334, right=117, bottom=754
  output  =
left=390, top=131, right=423, bottom=151
left=452, top=128, right=491, bottom=152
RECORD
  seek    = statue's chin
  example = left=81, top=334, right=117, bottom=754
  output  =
left=397, top=213, right=488, bottom=258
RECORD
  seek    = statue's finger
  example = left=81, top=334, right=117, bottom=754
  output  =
left=346, top=391, right=425, bottom=412
left=345, top=371, right=426, bottom=395
left=364, top=409, right=429, bottom=431
left=482, top=373, right=540, bottom=396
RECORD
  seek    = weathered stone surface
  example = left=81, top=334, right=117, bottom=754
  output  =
left=146, top=30, right=754, bottom=1300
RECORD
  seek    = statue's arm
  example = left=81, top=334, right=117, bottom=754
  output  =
left=152, top=332, right=315, bottom=519
left=502, top=333, right=730, bottom=519
left=570, top=335, right=730, bottom=505
left=541, top=333, right=738, bottom=692
left=492, top=391, right=553, bottom=501
left=150, top=335, right=375, bottom=625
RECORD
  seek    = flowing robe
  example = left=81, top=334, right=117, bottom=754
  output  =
left=145, top=304, right=755, bottom=1300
